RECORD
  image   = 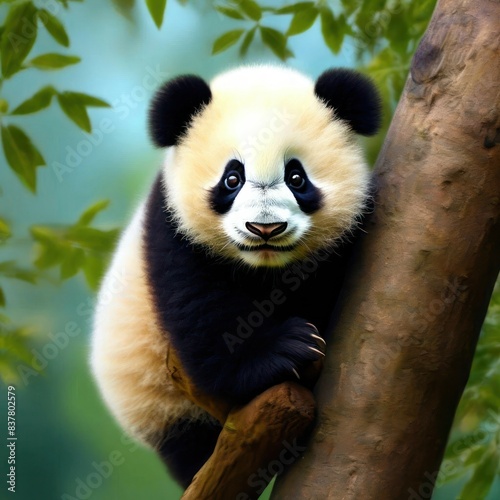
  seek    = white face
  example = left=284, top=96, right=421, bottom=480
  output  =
left=220, top=159, right=316, bottom=267
left=163, top=65, right=370, bottom=268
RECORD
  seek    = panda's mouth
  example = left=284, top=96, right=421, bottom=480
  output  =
left=236, top=243, right=298, bottom=252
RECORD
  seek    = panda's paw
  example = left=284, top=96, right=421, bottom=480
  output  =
left=305, top=322, right=327, bottom=356
left=271, top=317, right=326, bottom=385
left=219, top=319, right=326, bottom=402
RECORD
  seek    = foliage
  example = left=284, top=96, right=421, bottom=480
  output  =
left=440, top=282, right=500, bottom=499
left=212, top=1, right=433, bottom=99
left=0, top=1, right=111, bottom=191
left=0, top=314, right=38, bottom=383
left=0, top=0, right=118, bottom=384
left=112, top=0, right=168, bottom=27
left=30, top=200, right=119, bottom=288
left=145, top=0, right=168, bottom=28
left=111, top=0, right=437, bottom=120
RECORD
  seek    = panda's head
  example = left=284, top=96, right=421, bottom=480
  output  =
left=149, top=65, right=381, bottom=268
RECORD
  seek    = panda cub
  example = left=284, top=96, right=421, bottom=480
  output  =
left=90, top=64, right=381, bottom=488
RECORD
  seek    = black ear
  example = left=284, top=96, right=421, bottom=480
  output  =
left=314, top=68, right=382, bottom=136
left=148, top=75, right=212, bottom=147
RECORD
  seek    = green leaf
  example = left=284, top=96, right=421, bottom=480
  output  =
left=56, top=91, right=109, bottom=132
left=444, top=430, right=483, bottom=461
left=57, top=92, right=91, bottom=132
left=215, top=5, right=245, bottom=20
left=464, top=445, right=490, bottom=467
left=0, top=322, right=37, bottom=381
left=111, top=0, right=136, bottom=19
left=83, top=252, right=107, bottom=290
left=38, top=9, right=69, bottom=47
left=30, top=226, right=65, bottom=269
left=31, top=206, right=120, bottom=290
left=212, top=29, right=245, bottom=55
left=10, top=86, right=56, bottom=115
left=239, top=27, right=256, bottom=57
left=275, top=2, right=315, bottom=15
left=64, top=227, right=120, bottom=252
left=0, top=261, right=37, bottom=284
left=77, top=200, right=110, bottom=226
left=1, top=125, right=45, bottom=193
left=354, top=0, right=390, bottom=51
left=260, top=27, right=291, bottom=60
left=0, top=219, right=11, bottom=243
left=60, top=92, right=110, bottom=108
left=60, top=247, right=85, bottom=280
left=0, top=99, right=9, bottom=113
left=437, top=456, right=469, bottom=485
left=0, top=287, right=4, bottom=308
left=386, top=11, right=411, bottom=55
left=339, top=0, right=360, bottom=17
left=26, top=53, right=80, bottom=70
left=238, top=0, right=262, bottom=21
left=320, top=7, right=344, bottom=54
left=287, top=6, right=317, bottom=36
left=30, top=226, right=60, bottom=246
left=0, top=3, right=38, bottom=78
left=458, top=449, right=499, bottom=500
left=146, top=0, right=167, bottom=29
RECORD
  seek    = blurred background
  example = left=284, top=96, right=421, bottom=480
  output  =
left=0, top=1, right=498, bottom=499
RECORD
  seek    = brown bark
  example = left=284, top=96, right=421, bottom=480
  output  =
left=182, top=383, right=315, bottom=500
left=271, top=0, right=500, bottom=498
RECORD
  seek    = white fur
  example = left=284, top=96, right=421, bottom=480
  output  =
left=89, top=204, right=210, bottom=447
left=222, top=180, right=308, bottom=267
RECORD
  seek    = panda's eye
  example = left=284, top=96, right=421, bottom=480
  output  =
left=288, top=171, right=305, bottom=190
left=224, top=171, right=242, bottom=190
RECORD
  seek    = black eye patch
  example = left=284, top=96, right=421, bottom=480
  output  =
left=210, top=159, right=246, bottom=214
left=285, top=159, right=323, bottom=214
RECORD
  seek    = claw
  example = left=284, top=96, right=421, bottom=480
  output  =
left=306, top=322, right=319, bottom=334
left=292, top=368, right=301, bottom=380
left=308, top=346, right=325, bottom=357
left=311, top=333, right=326, bottom=348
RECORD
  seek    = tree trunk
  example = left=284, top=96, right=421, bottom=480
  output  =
left=272, top=0, right=500, bottom=498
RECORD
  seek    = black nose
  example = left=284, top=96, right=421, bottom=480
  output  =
left=245, top=222, right=288, bottom=241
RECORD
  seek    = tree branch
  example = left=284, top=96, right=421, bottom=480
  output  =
left=165, top=346, right=316, bottom=499
left=182, top=383, right=315, bottom=500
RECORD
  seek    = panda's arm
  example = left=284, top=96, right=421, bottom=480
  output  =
left=144, top=179, right=323, bottom=405
left=156, top=264, right=321, bottom=405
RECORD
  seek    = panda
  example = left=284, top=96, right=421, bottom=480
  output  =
left=90, top=64, right=381, bottom=489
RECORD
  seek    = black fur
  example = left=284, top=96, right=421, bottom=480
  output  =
left=210, top=159, right=246, bottom=214
left=157, top=417, right=222, bottom=488
left=148, top=75, right=212, bottom=147
left=144, top=174, right=353, bottom=405
left=285, top=159, right=323, bottom=214
left=314, top=68, right=382, bottom=136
